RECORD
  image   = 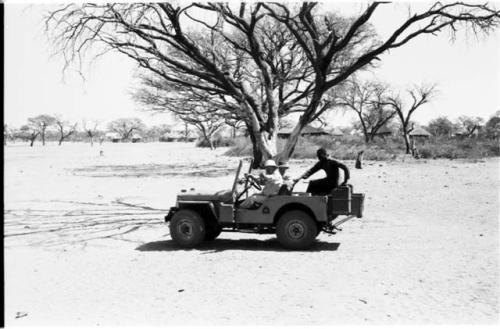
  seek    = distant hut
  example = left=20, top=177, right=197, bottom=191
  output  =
left=409, top=127, right=431, bottom=158
left=409, top=127, right=431, bottom=141
left=302, top=125, right=331, bottom=137
left=160, top=132, right=180, bottom=142
left=160, top=131, right=196, bottom=142
left=277, top=128, right=293, bottom=139
left=453, top=129, right=468, bottom=138
left=330, top=127, right=344, bottom=137
left=452, top=127, right=479, bottom=139
left=105, top=132, right=121, bottom=143
left=131, top=133, right=142, bottom=143
left=159, top=132, right=170, bottom=142
left=278, top=125, right=331, bottom=139
left=373, top=127, right=395, bottom=139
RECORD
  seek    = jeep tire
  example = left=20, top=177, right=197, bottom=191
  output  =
left=276, top=210, right=318, bottom=250
left=170, top=209, right=205, bottom=248
left=205, top=224, right=222, bottom=241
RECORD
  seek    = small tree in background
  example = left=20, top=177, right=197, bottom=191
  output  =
left=388, top=84, right=437, bottom=154
left=107, top=118, right=146, bottom=141
left=427, top=116, right=455, bottom=137
left=145, top=124, right=172, bottom=142
left=484, top=111, right=500, bottom=139
left=225, top=118, right=246, bottom=139
left=18, top=124, right=40, bottom=147
left=178, top=110, right=226, bottom=150
left=337, top=79, right=396, bottom=143
left=456, top=115, right=484, bottom=138
left=28, top=115, right=56, bottom=146
left=82, top=120, right=99, bottom=146
left=55, top=117, right=78, bottom=145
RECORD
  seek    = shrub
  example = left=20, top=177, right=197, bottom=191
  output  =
left=417, top=137, right=500, bottom=159
left=196, top=135, right=236, bottom=148
left=224, top=134, right=500, bottom=160
left=224, top=137, right=253, bottom=156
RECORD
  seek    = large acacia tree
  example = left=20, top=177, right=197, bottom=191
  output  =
left=46, top=2, right=500, bottom=166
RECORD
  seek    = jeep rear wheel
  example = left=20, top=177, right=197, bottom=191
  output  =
left=170, top=209, right=205, bottom=248
left=276, top=210, right=318, bottom=250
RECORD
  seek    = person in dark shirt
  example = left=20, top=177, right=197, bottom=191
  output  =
left=296, top=148, right=350, bottom=195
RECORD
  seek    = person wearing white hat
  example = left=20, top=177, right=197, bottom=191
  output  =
left=239, top=159, right=283, bottom=209
left=278, top=160, right=294, bottom=195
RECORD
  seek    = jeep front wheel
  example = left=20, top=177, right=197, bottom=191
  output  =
left=276, top=210, right=318, bottom=250
left=205, top=224, right=222, bottom=241
left=170, top=209, right=205, bottom=248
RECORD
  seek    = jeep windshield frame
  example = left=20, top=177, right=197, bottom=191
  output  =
left=231, top=159, right=253, bottom=203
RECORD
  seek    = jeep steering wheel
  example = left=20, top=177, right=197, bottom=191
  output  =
left=235, top=174, right=263, bottom=203
left=245, top=174, right=262, bottom=191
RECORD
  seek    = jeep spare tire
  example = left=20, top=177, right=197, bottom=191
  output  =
left=276, top=210, right=318, bottom=250
left=170, top=209, right=205, bottom=248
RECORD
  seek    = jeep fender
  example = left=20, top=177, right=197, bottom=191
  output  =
left=273, top=202, right=326, bottom=225
left=175, top=201, right=218, bottom=226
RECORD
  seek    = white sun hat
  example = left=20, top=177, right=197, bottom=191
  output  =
left=264, top=159, right=278, bottom=168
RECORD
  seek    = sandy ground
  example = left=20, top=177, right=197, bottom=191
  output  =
left=4, top=142, right=499, bottom=325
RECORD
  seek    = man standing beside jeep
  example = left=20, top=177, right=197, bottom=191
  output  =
left=296, top=148, right=350, bottom=195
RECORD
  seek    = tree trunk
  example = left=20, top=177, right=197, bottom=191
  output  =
left=355, top=150, right=364, bottom=169
left=248, top=132, right=264, bottom=168
left=244, top=116, right=278, bottom=167
left=208, top=136, right=214, bottom=150
left=403, top=133, right=411, bottom=154
left=278, top=122, right=304, bottom=162
left=89, top=135, right=94, bottom=147
left=246, top=130, right=279, bottom=168
left=41, top=132, right=46, bottom=145
left=58, top=138, right=63, bottom=145
left=30, top=138, right=35, bottom=147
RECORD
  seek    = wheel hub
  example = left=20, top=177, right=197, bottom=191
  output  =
left=178, top=219, right=193, bottom=238
left=287, top=220, right=305, bottom=239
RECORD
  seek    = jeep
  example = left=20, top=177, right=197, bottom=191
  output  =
left=165, top=159, right=364, bottom=249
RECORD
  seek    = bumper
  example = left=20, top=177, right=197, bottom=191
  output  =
left=164, top=207, right=178, bottom=222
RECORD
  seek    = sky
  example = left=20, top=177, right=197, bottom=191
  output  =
left=4, top=1, right=500, bottom=129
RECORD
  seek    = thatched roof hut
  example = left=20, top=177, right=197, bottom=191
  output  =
left=105, top=132, right=121, bottom=143
left=373, top=127, right=395, bottom=138
left=131, top=133, right=142, bottom=143
left=330, top=127, right=344, bottom=137
left=278, top=125, right=331, bottom=138
left=409, top=127, right=431, bottom=138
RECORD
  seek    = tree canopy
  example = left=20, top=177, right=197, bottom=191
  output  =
left=46, top=2, right=500, bottom=165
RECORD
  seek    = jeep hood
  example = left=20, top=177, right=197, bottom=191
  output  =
left=177, top=189, right=232, bottom=202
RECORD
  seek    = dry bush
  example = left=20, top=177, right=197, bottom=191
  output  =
left=226, top=135, right=500, bottom=161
